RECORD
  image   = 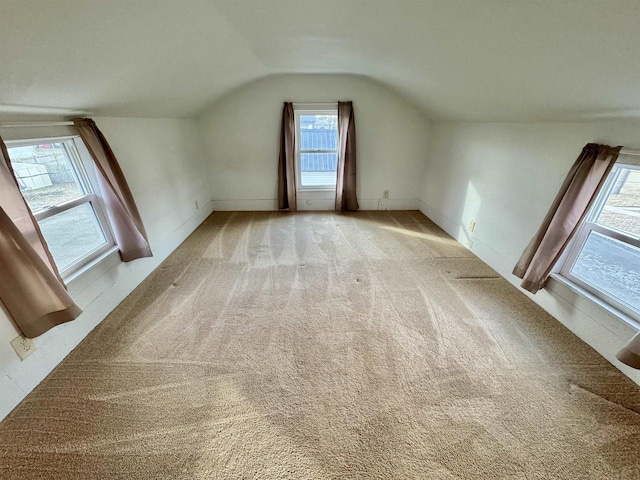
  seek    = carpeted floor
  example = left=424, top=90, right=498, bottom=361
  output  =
left=1, top=211, right=639, bottom=479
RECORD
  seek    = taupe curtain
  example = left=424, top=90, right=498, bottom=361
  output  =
left=0, top=136, right=81, bottom=338
left=336, top=101, right=358, bottom=211
left=617, top=334, right=640, bottom=369
left=74, top=118, right=152, bottom=262
left=513, top=143, right=621, bottom=293
left=277, top=103, right=296, bottom=211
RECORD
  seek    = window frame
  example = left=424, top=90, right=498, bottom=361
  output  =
left=559, top=155, right=640, bottom=322
left=294, top=106, right=339, bottom=192
left=6, top=135, right=116, bottom=279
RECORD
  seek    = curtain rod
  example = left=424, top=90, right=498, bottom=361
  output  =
left=0, top=121, right=75, bottom=128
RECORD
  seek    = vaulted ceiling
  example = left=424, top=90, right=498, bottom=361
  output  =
left=2, top=0, right=640, bottom=121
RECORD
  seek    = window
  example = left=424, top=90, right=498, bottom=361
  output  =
left=7, top=137, right=115, bottom=278
left=560, top=157, right=640, bottom=321
left=294, top=108, right=338, bottom=190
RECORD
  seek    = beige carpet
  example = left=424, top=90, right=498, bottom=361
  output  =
left=1, top=211, right=639, bottom=479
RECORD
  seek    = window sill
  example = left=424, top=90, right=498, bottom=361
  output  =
left=547, top=273, right=640, bottom=331
left=297, top=186, right=337, bottom=192
left=65, top=246, right=121, bottom=293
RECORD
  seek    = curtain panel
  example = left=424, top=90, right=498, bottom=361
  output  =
left=0, top=139, right=61, bottom=280
left=73, top=118, right=152, bottom=262
left=618, top=334, right=640, bottom=369
left=277, top=103, right=296, bottom=211
left=513, top=143, right=621, bottom=293
left=336, top=101, right=358, bottom=211
left=0, top=135, right=81, bottom=338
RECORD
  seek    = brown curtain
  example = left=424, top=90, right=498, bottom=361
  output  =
left=336, top=101, right=358, bottom=211
left=513, top=144, right=621, bottom=293
left=277, top=103, right=296, bottom=211
left=617, top=334, right=640, bottom=369
left=74, top=118, right=152, bottom=262
left=0, top=136, right=81, bottom=338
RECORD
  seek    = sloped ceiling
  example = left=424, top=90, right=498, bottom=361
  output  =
left=2, top=0, right=640, bottom=121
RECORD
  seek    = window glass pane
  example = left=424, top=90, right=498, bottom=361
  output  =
left=300, top=115, right=337, bottom=150
left=7, top=142, right=86, bottom=213
left=571, top=231, right=640, bottom=312
left=300, top=153, right=338, bottom=186
left=39, top=203, right=107, bottom=271
left=595, top=166, right=640, bottom=237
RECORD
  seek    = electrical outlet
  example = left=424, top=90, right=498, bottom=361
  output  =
left=468, top=220, right=476, bottom=232
left=194, top=200, right=199, bottom=210
left=10, top=335, right=35, bottom=361
left=383, top=190, right=389, bottom=199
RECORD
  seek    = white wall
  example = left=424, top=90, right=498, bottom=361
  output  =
left=0, top=117, right=213, bottom=420
left=198, top=74, right=431, bottom=211
left=419, top=120, right=640, bottom=384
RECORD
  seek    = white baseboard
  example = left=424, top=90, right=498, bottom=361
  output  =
left=211, top=199, right=278, bottom=211
left=213, top=197, right=421, bottom=211
left=418, top=199, right=640, bottom=385
left=418, top=199, right=473, bottom=248
left=0, top=204, right=215, bottom=421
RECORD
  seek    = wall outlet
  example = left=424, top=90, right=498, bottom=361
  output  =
left=383, top=190, right=389, bottom=199
left=468, top=220, right=476, bottom=232
left=10, top=335, right=35, bottom=361
left=194, top=200, right=199, bottom=210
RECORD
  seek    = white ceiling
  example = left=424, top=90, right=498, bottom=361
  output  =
left=2, top=0, right=640, bottom=121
